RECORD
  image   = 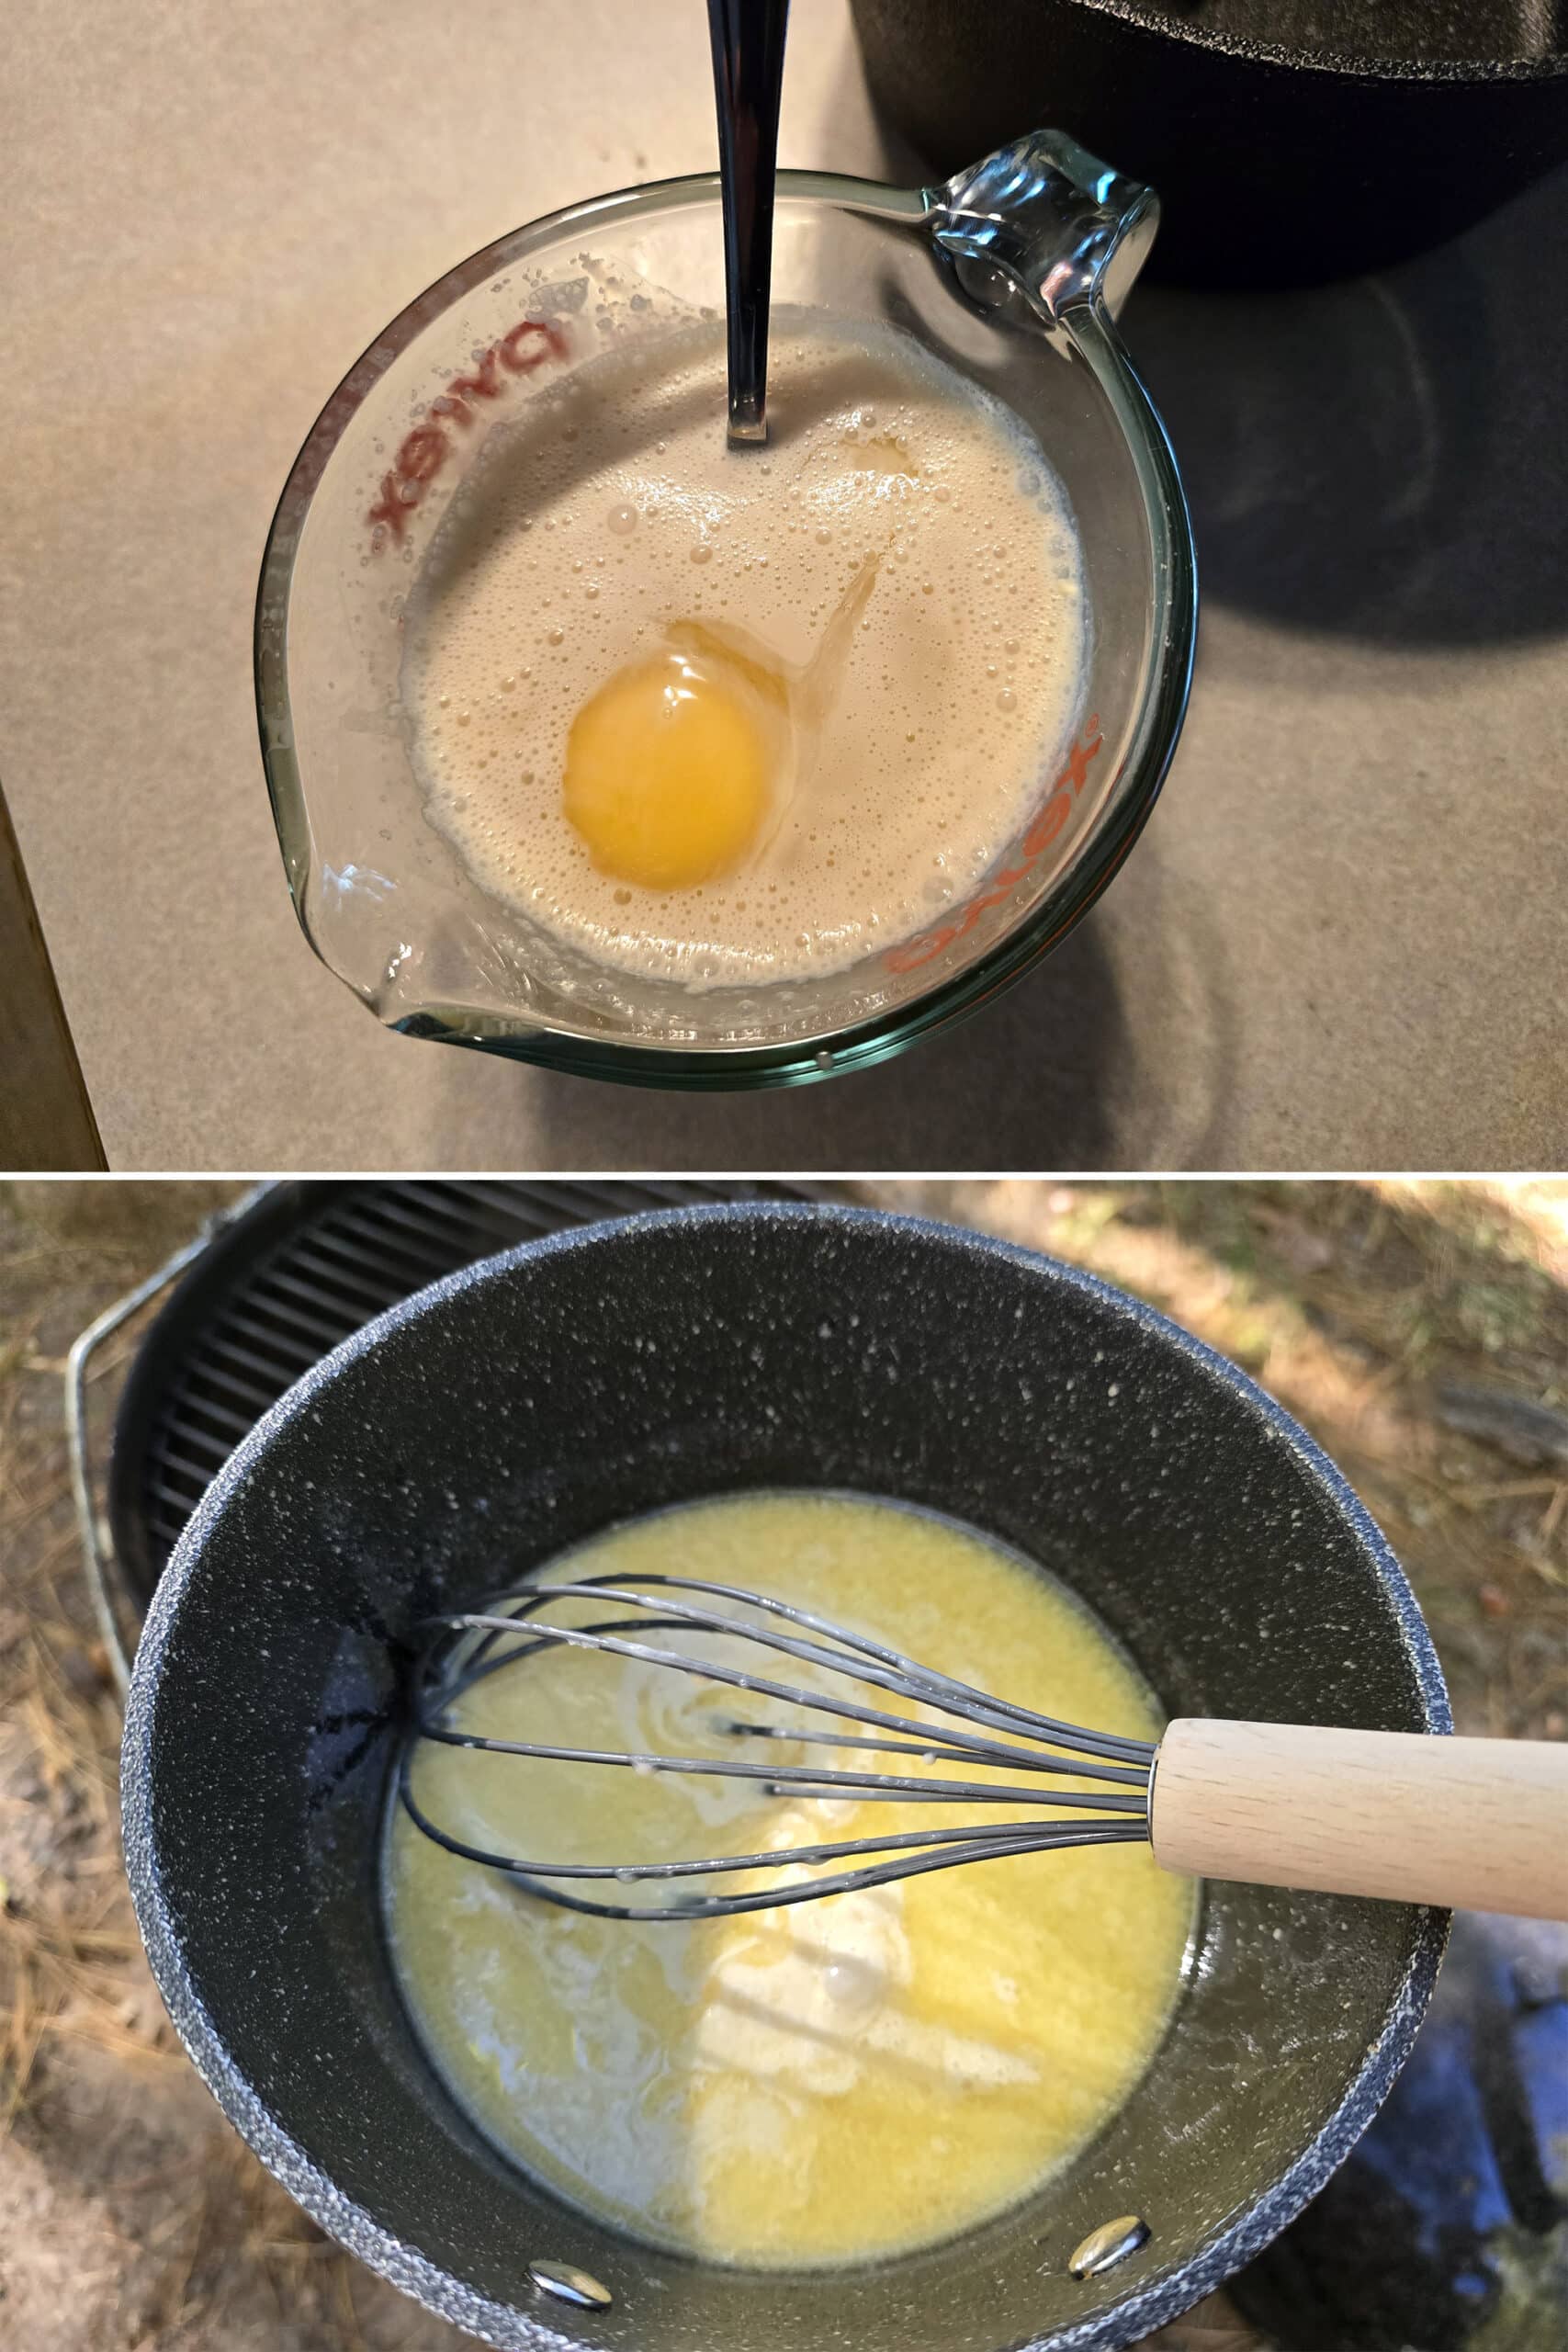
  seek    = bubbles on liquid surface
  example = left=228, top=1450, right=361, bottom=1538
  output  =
left=400, top=311, right=1086, bottom=991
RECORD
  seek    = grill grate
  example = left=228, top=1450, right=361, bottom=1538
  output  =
left=109, top=1179, right=818, bottom=1609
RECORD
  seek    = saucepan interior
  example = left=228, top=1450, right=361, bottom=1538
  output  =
left=123, top=1205, right=1447, bottom=2352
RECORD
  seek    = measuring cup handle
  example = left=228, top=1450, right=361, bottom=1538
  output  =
left=925, top=130, right=1161, bottom=331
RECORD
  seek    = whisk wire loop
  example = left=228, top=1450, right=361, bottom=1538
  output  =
left=400, top=1572, right=1157, bottom=1919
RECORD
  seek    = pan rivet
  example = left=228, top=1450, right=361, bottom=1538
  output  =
left=529, top=2259, right=614, bottom=2310
left=1068, top=2214, right=1150, bottom=2279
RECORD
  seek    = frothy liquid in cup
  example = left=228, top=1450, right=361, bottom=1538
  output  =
left=403, top=313, right=1086, bottom=987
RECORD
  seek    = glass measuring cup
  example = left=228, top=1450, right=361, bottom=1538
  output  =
left=255, top=132, right=1195, bottom=1089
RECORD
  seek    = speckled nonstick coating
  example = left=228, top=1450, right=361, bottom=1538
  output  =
left=121, top=1204, right=1450, bottom=2352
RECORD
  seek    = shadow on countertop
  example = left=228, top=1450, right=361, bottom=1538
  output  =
left=478, top=844, right=1236, bottom=1175
left=1123, top=162, right=1568, bottom=649
left=834, top=20, right=1568, bottom=653
left=513, top=911, right=1127, bottom=1171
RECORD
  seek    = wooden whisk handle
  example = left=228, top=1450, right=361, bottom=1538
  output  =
left=1150, top=1720, right=1568, bottom=1920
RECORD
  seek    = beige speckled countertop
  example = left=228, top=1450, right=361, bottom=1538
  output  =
left=4, top=0, right=1564, bottom=1170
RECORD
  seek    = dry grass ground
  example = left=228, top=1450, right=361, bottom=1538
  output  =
left=2, top=1180, right=1563, bottom=2350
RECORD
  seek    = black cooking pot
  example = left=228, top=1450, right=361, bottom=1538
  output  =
left=850, top=0, right=1568, bottom=285
left=122, top=1205, right=1449, bottom=2352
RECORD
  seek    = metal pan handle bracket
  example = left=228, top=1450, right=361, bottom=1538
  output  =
left=65, top=1185, right=276, bottom=1697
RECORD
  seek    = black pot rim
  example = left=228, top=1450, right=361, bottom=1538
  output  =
left=122, top=1203, right=1452, bottom=2352
left=1048, top=0, right=1568, bottom=83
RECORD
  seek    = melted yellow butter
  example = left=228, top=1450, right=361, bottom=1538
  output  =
left=385, top=1493, right=1193, bottom=2268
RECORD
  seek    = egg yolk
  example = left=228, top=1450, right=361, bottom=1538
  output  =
left=562, top=647, right=772, bottom=891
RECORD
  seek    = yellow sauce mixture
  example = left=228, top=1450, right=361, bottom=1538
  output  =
left=385, top=1493, right=1193, bottom=2268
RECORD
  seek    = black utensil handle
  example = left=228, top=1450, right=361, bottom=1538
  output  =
left=707, top=0, right=790, bottom=442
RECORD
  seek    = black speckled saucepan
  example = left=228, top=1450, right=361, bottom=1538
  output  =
left=121, top=1204, right=1450, bottom=2352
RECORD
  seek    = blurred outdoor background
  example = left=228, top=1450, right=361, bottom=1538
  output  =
left=2, top=1179, right=1564, bottom=2350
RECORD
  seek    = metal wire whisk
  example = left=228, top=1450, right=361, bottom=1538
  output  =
left=398, top=1573, right=1156, bottom=1921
